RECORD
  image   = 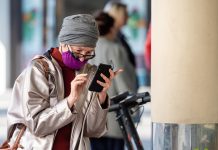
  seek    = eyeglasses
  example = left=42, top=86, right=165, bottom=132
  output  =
left=69, top=51, right=95, bottom=60
left=68, top=45, right=95, bottom=60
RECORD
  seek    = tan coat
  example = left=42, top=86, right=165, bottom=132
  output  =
left=7, top=55, right=109, bottom=150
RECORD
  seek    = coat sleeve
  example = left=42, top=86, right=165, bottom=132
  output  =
left=83, top=93, right=109, bottom=138
left=23, top=61, right=77, bottom=137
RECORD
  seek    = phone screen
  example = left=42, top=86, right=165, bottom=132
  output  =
left=88, top=63, right=113, bottom=92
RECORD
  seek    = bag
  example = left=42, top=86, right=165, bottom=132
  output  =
left=0, top=57, right=49, bottom=150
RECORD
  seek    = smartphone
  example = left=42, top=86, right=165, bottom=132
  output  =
left=88, top=63, right=113, bottom=92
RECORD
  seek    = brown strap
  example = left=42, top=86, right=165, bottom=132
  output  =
left=11, top=125, right=26, bottom=150
left=37, top=58, right=49, bottom=79
left=8, top=125, right=17, bottom=141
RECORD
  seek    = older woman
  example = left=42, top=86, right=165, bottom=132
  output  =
left=6, top=14, right=122, bottom=150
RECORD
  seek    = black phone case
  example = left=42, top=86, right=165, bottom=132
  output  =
left=88, top=63, right=112, bottom=92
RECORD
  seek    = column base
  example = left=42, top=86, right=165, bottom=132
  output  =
left=152, top=123, right=218, bottom=150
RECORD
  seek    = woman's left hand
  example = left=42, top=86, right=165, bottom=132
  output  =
left=97, top=68, right=123, bottom=104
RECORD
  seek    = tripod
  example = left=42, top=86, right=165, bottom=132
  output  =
left=109, top=91, right=151, bottom=150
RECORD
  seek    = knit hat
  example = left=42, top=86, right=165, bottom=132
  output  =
left=58, top=14, right=99, bottom=48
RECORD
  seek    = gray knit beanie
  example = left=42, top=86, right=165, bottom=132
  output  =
left=58, top=14, right=99, bottom=48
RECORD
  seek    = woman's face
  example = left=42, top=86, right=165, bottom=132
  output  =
left=115, top=8, right=128, bottom=29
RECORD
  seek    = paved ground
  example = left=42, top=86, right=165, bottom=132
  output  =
left=0, top=87, right=152, bottom=149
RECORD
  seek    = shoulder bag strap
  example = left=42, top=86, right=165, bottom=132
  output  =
left=11, top=125, right=26, bottom=150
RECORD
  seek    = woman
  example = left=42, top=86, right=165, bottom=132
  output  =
left=104, top=1, right=136, bottom=68
left=6, top=14, right=122, bottom=150
left=90, top=11, right=137, bottom=150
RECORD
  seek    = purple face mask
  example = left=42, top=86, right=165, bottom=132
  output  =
left=61, top=51, right=87, bottom=70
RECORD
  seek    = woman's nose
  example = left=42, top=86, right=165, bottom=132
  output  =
left=79, top=57, right=85, bottom=62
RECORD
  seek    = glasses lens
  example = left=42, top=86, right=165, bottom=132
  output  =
left=69, top=51, right=95, bottom=60
left=85, top=54, right=95, bottom=60
left=69, top=51, right=79, bottom=59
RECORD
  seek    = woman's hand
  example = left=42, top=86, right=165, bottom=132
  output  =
left=97, top=69, right=123, bottom=104
left=67, top=74, right=88, bottom=108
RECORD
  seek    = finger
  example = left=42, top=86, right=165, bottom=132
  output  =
left=97, top=80, right=110, bottom=89
left=114, top=69, right=123, bottom=77
left=79, top=73, right=88, bottom=76
left=74, top=80, right=86, bottom=86
left=72, top=77, right=87, bottom=84
left=76, top=73, right=88, bottom=77
left=109, top=69, right=114, bottom=80
left=74, top=76, right=87, bottom=81
left=100, top=73, right=110, bottom=83
left=74, top=74, right=88, bottom=81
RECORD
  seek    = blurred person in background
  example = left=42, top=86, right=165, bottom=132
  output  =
left=104, top=1, right=137, bottom=71
left=89, top=11, right=137, bottom=150
left=104, top=0, right=139, bottom=93
left=6, top=14, right=122, bottom=150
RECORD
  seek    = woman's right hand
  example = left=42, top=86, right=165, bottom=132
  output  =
left=67, top=74, right=88, bottom=108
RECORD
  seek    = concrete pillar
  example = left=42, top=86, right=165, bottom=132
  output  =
left=151, top=0, right=218, bottom=149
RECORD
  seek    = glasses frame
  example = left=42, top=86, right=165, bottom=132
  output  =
left=68, top=45, right=95, bottom=60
